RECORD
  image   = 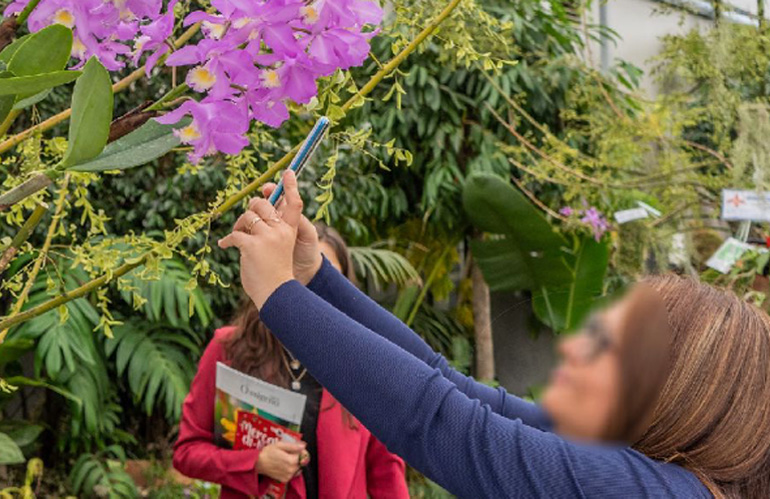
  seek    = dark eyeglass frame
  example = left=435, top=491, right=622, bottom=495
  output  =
left=578, top=315, right=614, bottom=363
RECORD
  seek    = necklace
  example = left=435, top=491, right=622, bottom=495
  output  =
left=284, top=347, right=301, bottom=370
left=281, top=348, right=307, bottom=391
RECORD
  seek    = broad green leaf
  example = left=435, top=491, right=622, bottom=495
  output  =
left=463, top=174, right=567, bottom=251
left=8, top=24, right=73, bottom=76
left=0, top=432, right=24, bottom=464
left=69, top=118, right=188, bottom=172
left=0, top=338, right=35, bottom=366
left=532, top=237, right=609, bottom=331
left=0, top=71, right=15, bottom=124
left=463, top=174, right=609, bottom=332
left=60, top=57, right=113, bottom=168
left=392, top=284, right=420, bottom=322
left=0, top=70, right=81, bottom=96
left=463, top=174, right=572, bottom=289
left=13, top=89, right=52, bottom=110
left=0, top=421, right=43, bottom=449
left=0, top=34, right=32, bottom=64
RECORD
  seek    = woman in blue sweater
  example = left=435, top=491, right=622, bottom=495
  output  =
left=218, top=171, right=770, bottom=498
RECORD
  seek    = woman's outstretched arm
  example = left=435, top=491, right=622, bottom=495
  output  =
left=260, top=281, right=706, bottom=499
left=306, top=256, right=550, bottom=430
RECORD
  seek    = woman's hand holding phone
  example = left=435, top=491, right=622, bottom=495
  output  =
left=260, top=178, right=322, bottom=286
left=218, top=170, right=321, bottom=308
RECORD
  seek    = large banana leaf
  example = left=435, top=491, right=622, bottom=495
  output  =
left=532, top=236, right=609, bottom=331
left=463, top=174, right=608, bottom=332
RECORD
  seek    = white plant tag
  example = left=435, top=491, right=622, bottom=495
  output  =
left=706, top=237, right=754, bottom=273
left=722, top=189, right=770, bottom=222
left=636, top=201, right=661, bottom=217
left=614, top=207, right=649, bottom=224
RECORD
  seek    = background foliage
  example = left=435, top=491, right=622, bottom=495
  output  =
left=6, top=0, right=769, bottom=497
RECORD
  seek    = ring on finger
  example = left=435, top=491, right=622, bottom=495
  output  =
left=245, top=215, right=262, bottom=234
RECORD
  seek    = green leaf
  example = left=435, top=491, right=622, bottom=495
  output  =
left=0, top=432, right=25, bottom=464
left=392, top=284, right=420, bottom=322
left=349, top=246, right=421, bottom=290
left=0, top=71, right=14, bottom=123
left=0, top=421, right=44, bottom=449
left=0, top=34, right=31, bottom=64
left=107, top=320, right=198, bottom=419
left=4, top=376, right=82, bottom=407
left=532, top=237, right=609, bottom=331
left=69, top=118, right=189, bottom=172
left=61, top=57, right=113, bottom=168
left=13, top=89, right=52, bottom=110
left=0, top=70, right=81, bottom=96
left=463, top=174, right=609, bottom=332
left=8, top=24, right=73, bottom=76
left=463, top=174, right=572, bottom=289
left=0, top=338, right=35, bottom=366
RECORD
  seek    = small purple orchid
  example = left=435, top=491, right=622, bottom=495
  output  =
left=133, top=0, right=178, bottom=75
left=4, top=0, right=169, bottom=70
left=7, top=0, right=385, bottom=163
left=580, top=207, right=610, bottom=241
left=158, top=0, right=383, bottom=162
left=560, top=205, right=610, bottom=241
left=156, top=98, right=251, bottom=164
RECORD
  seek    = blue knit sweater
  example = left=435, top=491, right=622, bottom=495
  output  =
left=259, top=258, right=711, bottom=498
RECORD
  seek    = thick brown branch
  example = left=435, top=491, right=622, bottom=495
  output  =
left=107, top=101, right=158, bottom=143
left=0, top=17, right=18, bottom=53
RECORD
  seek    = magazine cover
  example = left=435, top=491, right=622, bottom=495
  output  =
left=214, top=362, right=307, bottom=447
left=234, top=411, right=304, bottom=499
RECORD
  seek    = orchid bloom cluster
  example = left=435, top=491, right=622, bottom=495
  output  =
left=3, top=0, right=178, bottom=71
left=559, top=206, right=610, bottom=241
left=155, top=0, right=384, bottom=163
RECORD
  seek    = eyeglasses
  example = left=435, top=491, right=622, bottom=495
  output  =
left=575, top=315, right=614, bottom=363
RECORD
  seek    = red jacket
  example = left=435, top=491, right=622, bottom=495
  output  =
left=173, top=328, right=409, bottom=499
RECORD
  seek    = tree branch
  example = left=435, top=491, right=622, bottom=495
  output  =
left=0, top=202, right=47, bottom=276
left=0, top=0, right=464, bottom=333
left=0, top=176, right=69, bottom=344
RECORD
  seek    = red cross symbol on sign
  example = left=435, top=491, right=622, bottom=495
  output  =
left=729, top=194, right=745, bottom=208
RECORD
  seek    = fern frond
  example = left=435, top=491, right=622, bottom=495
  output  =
left=349, top=246, right=421, bottom=289
left=105, top=319, right=199, bottom=421
left=70, top=445, right=137, bottom=498
left=119, top=258, right=212, bottom=328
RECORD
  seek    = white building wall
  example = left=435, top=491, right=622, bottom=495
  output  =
left=591, top=0, right=765, bottom=96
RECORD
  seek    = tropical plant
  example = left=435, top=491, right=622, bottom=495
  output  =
left=349, top=245, right=421, bottom=289
left=463, top=173, right=609, bottom=332
left=0, top=0, right=500, bottom=494
left=69, top=445, right=138, bottom=499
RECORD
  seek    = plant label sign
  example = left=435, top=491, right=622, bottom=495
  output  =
left=614, top=207, right=649, bottom=224
left=706, top=237, right=766, bottom=273
left=722, top=189, right=770, bottom=221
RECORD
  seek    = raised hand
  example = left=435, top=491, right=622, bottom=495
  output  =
left=218, top=170, right=302, bottom=308
left=260, top=176, right=323, bottom=286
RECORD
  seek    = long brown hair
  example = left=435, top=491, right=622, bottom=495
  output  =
left=222, top=224, right=357, bottom=421
left=630, top=274, right=770, bottom=498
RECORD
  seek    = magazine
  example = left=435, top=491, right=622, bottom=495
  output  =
left=215, top=362, right=307, bottom=498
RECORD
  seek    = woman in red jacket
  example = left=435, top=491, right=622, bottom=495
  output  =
left=173, top=224, right=409, bottom=499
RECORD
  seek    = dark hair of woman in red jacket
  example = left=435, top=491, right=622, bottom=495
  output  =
left=173, top=223, right=409, bottom=499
